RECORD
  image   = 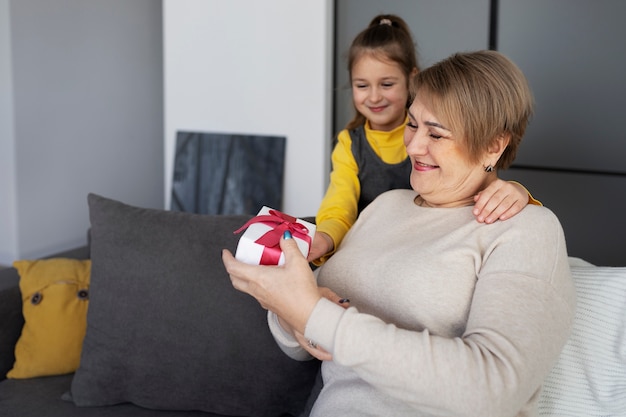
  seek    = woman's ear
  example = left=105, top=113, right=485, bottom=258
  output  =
left=489, top=133, right=511, bottom=159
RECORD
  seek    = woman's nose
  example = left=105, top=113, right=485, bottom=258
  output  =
left=405, top=130, right=426, bottom=154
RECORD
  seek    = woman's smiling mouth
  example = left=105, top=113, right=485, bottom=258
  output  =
left=414, top=161, right=439, bottom=171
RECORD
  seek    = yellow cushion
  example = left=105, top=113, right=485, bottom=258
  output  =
left=7, top=258, right=91, bottom=379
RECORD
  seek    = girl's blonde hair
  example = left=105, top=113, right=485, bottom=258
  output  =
left=411, top=50, right=534, bottom=169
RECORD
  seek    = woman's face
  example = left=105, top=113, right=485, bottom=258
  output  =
left=404, top=96, right=489, bottom=207
left=351, top=54, right=409, bottom=131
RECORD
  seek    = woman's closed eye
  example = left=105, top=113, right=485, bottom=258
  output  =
left=406, top=122, right=443, bottom=140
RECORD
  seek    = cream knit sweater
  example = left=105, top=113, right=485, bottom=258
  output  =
left=270, top=189, right=575, bottom=417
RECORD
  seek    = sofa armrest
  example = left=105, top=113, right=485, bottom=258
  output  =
left=0, top=267, right=24, bottom=380
left=0, top=245, right=91, bottom=380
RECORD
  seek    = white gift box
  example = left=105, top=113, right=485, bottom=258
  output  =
left=234, top=206, right=316, bottom=266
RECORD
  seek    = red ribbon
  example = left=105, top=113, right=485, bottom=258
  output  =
left=234, top=209, right=311, bottom=265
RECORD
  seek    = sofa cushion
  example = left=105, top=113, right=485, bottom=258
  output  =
left=0, top=374, right=228, bottom=417
left=7, top=258, right=91, bottom=379
left=68, top=194, right=320, bottom=416
left=538, top=262, right=626, bottom=416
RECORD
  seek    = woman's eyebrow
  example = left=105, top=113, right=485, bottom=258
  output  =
left=407, top=110, right=451, bottom=131
left=425, top=121, right=450, bottom=132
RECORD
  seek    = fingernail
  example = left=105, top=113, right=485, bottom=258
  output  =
left=283, top=230, right=292, bottom=240
left=339, top=298, right=350, bottom=304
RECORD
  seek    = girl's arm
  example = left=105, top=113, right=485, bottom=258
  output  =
left=311, top=130, right=361, bottom=264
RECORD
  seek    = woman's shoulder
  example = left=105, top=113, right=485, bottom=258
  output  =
left=492, top=205, right=567, bottom=257
left=513, top=204, right=562, bottom=229
left=373, top=189, right=416, bottom=204
left=356, top=189, right=416, bottom=222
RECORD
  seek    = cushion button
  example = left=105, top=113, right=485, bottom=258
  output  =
left=31, top=292, right=43, bottom=305
left=77, top=289, right=89, bottom=300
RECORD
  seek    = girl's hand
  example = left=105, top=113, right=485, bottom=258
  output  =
left=473, top=179, right=529, bottom=223
left=222, top=233, right=322, bottom=334
left=318, top=286, right=350, bottom=309
left=307, top=231, right=334, bottom=262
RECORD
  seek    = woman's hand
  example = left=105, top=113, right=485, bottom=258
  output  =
left=222, top=233, right=322, bottom=334
left=307, top=231, right=334, bottom=262
left=473, top=179, right=529, bottom=223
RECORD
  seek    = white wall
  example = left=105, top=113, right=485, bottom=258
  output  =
left=163, top=0, right=333, bottom=216
left=0, top=0, right=18, bottom=263
left=0, top=0, right=164, bottom=265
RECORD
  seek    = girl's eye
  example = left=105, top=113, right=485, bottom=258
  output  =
left=429, top=132, right=443, bottom=140
left=406, top=121, right=417, bottom=130
left=382, top=82, right=395, bottom=88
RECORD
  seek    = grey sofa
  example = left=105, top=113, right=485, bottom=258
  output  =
left=0, top=194, right=321, bottom=417
left=2, top=194, right=626, bottom=417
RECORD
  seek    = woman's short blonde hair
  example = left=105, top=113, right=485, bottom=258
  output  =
left=411, top=50, right=533, bottom=169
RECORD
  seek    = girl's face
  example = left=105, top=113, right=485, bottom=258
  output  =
left=351, top=54, right=409, bottom=131
left=404, top=96, right=489, bottom=207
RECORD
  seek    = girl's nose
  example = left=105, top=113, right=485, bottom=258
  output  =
left=368, top=87, right=382, bottom=102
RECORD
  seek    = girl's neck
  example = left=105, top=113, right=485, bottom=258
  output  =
left=366, top=115, right=407, bottom=133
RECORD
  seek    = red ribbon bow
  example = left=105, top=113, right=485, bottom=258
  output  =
left=234, top=209, right=311, bottom=265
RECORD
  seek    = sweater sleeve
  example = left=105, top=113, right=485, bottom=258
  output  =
left=267, top=311, right=313, bottom=361
left=314, top=129, right=360, bottom=263
left=305, top=210, right=575, bottom=417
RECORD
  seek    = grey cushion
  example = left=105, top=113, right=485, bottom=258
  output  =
left=68, top=194, right=320, bottom=416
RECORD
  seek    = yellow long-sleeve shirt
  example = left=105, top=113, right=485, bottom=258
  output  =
left=315, top=120, right=408, bottom=263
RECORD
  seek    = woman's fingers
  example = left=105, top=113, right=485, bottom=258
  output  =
left=222, top=235, right=322, bottom=333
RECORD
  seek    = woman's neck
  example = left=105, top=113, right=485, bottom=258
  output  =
left=414, top=195, right=475, bottom=208
left=415, top=175, right=498, bottom=208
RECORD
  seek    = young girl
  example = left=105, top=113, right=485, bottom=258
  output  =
left=309, top=14, right=539, bottom=263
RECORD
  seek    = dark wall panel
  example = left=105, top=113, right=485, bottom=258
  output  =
left=501, top=168, right=626, bottom=267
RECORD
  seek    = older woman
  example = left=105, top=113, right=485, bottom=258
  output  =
left=222, top=50, right=575, bottom=417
